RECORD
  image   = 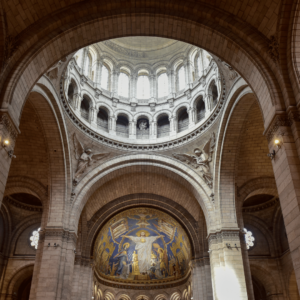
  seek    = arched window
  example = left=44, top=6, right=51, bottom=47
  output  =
left=196, top=97, right=205, bottom=123
left=80, top=97, right=90, bottom=121
left=197, top=54, right=203, bottom=77
left=67, top=83, right=74, bottom=103
left=97, top=108, right=109, bottom=132
left=137, top=75, right=150, bottom=99
left=118, top=72, right=129, bottom=97
left=157, top=73, right=168, bottom=98
left=116, top=114, right=129, bottom=138
left=177, top=107, right=189, bottom=132
left=208, top=80, right=219, bottom=108
left=157, top=114, right=170, bottom=138
left=178, top=66, right=185, bottom=91
left=84, top=55, right=91, bottom=78
left=101, top=65, right=109, bottom=90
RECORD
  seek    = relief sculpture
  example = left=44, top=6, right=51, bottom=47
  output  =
left=172, top=133, right=215, bottom=188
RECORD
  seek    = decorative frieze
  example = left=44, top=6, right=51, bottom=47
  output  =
left=39, top=228, right=77, bottom=244
left=5, top=196, right=43, bottom=212
left=207, top=230, right=240, bottom=247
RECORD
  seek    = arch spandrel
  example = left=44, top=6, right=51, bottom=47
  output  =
left=70, top=155, right=215, bottom=234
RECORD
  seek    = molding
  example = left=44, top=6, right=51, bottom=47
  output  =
left=4, top=196, right=43, bottom=212
left=242, top=197, right=279, bottom=213
left=59, top=74, right=226, bottom=151
left=207, top=230, right=241, bottom=246
left=39, top=228, right=77, bottom=244
left=264, top=109, right=300, bottom=142
left=94, top=269, right=191, bottom=290
left=0, top=112, right=19, bottom=142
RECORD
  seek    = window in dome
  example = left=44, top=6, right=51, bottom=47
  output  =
left=101, top=65, right=109, bottom=90
left=30, top=228, right=40, bottom=249
left=244, top=228, right=255, bottom=250
left=178, top=66, right=185, bottom=91
left=157, top=73, right=168, bottom=98
left=197, top=54, right=203, bottom=77
left=84, top=55, right=92, bottom=78
left=137, top=75, right=150, bottom=99
left=118, top=72, right=129, bottom=98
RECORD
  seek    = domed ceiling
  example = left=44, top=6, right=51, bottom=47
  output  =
left=94, top=208, right=191, bottom=284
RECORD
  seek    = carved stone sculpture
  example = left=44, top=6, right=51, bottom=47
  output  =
left=173, top=133, right=215, bottom=188
left=73, top=134, right=110, bottom=184
left=138, top=120, right=148, bottom=130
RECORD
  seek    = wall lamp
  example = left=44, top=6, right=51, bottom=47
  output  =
left=2, top=139, right=16, bottom=158
left=267, top=139, right=281, bottom=160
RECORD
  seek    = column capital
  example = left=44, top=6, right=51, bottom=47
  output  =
left=39, top=227, right=78, bottom=244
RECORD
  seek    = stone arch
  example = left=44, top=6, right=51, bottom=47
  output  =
left=4, top=264, right=34, bottom=299
left=133, top=112, right=153, bottom=122
left=114, top=109, right=133, bottom=121
left=215, top=85, right=259, bottom=228
left=97, top=103, right=113, bottom=117
left=115, top=293, right=131, bottom=300
left=4, top=176, right=48, bottom=204
left=70, top=154, right=213, bottom=234
left=154, top=293, right=169, bottom=300
left=2, top=9, right=289, bottom=129
left=84, top=194, right=202, bottom=259
left=170, top=291, right=181, bottom=300
left=236, top=177, right=277, bottom=226
left=250, top=264, right=280, bottom=296
left=153, top=110, right=172, bottom=121
left=27, top=80, right=72, bottom=228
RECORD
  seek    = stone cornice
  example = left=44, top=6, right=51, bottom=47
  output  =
left=59, top=73, right=226, bottom=151
left=264, top=108, right=300, bottom=142
left=207, top=229, right=241, bottom=245
left=94, top=269, right=191, bottom=290
left=242, top=197, right=279, bottom=213
left=39, top=228, right=77, bottom=244
left=0, top=111, right=20, bottom=141
left=4, top=196, right=43, bottom=212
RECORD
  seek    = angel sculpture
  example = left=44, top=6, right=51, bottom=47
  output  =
left=73, top=134, right=110, bottom=184
left=173, top=133, right=215, bottom=188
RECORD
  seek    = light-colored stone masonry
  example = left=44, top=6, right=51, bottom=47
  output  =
left=0, top=1, right=300, bottom=299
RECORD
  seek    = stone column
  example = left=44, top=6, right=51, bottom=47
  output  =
left=171, top=70, right=176, bottom=94
left=186, top=60, right=193, bottom=84
left=130, top=75, right=137, bottom=99
left=0, top=113, right=18, bottom=209
left=265, top=114, right=300, bottom=294
left=150, top=74, right=157, bottom=99
left=71, top=259, right=93, bottom=300
left=150, top=120, right=156, bottom=139
left=111, top=70, right=119, bottom=97
left=95, top=60, right=103, bottom=86
left=80, top=47, right=88, bottom=72
left=191, top=258, right=213, bottom=300
left=208, top=230, right=248, bottom=300
left=109, top=115, right=116, bottom=135
left=29, top=228, right=77, bottom=300
left=188, top=107, right=196, bottom=127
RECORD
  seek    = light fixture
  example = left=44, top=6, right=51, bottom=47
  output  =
left=1, top=139, right=16, bottom=158
left=3, top=139, right=9, bottom=147
left=267, top=138, right=281, bottom=160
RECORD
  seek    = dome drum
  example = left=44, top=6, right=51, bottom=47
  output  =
left=63, top=38, right=223, bottom=145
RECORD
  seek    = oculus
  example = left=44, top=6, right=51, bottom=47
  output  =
left=94, top=208, right=191, bottom=283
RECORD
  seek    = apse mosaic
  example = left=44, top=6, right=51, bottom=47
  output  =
left=94, top=208, right=192, bottom=283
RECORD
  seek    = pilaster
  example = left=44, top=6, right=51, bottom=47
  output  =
left=208, top=230, right=248, bottom=300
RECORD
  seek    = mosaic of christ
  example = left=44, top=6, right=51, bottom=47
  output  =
left=94, top=208, right=192, bottom=282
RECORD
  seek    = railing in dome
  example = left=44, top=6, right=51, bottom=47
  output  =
left=119, top=96, right=130, bottom=102
left=97, top=119, right=109, bottom=132
left=81, top=110, right=89, bottom=122
left=178, top=119, right=189, bottom=133
left=137, top=129, right=149, bottom=139
left=116, top=125, right=129, bottom=138
left=157, top=125, right=170, bottom=138
left=197, top=111, right=205, bottom=123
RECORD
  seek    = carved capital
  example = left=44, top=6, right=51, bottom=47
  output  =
left=264, top=114, right=290, bottom=142
left=39, top=228, right=77, bottom=244
left=0, top=113, right=19, bottom=142
left=207, top=230, right=240, bottom=246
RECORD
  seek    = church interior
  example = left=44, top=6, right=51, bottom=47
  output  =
left=0, top=1, right=300, bottom=300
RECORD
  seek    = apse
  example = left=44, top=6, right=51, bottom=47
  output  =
left=93, top=207, right=191, bottom=285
